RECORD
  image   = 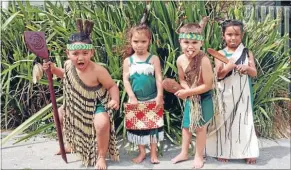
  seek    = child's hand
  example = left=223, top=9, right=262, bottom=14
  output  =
left=174, top=89, right=189, bottom=100
left=236, top=64, right=248, bottom=74
left=108, top=99, right=119, bottom=110
left=225, top=59, right=236, bottom=70
left=43, top=61, right=56, bottom=73
left=129, top=95, right=138, bottom=105
left=155, top=95, right=164, bottom=110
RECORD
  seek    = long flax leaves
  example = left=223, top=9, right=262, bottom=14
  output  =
left=1, top=1, right=290, bottom=145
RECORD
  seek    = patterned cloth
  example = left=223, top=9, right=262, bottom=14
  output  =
left=183, top=90, right=214, bottom=128
left=183, top=51, right=208, bottom=132
left=124, top=101, right=164, bottom=130
left=206, top=44, right=259, bottom=159
left=129, top=54, right=157, bottom=101
left=66, top=44, right=93, bottom=50
left=126, top=54, right=164, bottom=145
left=62, top=61, right=119, bottom=167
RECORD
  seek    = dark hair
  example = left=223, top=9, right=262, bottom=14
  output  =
left=178, top=16, right=209, bottom=34
left=221, top=20, right=244, bottom=35
left=178, top=23, right=202, bottom=34
left=68, top=19, right=94, bottom=44
left=122, top=24, right=152, bottom=59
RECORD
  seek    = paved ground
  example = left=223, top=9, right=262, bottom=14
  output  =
left=1, top=132, right=290, bottom=169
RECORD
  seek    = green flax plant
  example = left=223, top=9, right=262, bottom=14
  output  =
left=1, top=1, right=290, bottom=146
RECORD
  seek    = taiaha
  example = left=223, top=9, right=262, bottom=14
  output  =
left=24, top=31, right=67, bottom=163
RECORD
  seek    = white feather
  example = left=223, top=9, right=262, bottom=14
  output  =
left=130, top=63, right=155, bottom=76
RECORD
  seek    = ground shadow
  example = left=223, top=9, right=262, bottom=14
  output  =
left=256, top=146, right=290, bottom=166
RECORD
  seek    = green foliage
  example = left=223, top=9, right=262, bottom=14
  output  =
left=1, top=1, right=290, bottom=145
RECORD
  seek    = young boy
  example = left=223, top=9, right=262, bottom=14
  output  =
left=171, top=17, right=214, bottom=169
left=43, top=19, right=119, bottom=169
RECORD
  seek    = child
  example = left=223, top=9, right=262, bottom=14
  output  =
left=43, top=19, right=120, bottom=169
left=206, top=20, right=259, bottom=164
left=122, top=24, right=164, bottom=164
left=171, top=17, right=214, bottom=169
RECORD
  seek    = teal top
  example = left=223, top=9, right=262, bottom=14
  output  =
left=129, top=54, right=157, bottom=101
left=222, top=49, right=233, bottom=58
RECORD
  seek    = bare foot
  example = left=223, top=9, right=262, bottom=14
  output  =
left=217, top=157, right=228, bottom=163
left=132, top=152, right=146, bottom=164
left=96, top=157, right=107, bottom=170
left=193, top=155, right=204, bottom=169
left=171, top=153, right=188, bottom=164
left=55, top=146, right=73, bottom=155
left=246, top=158, right=256, bottom=164
left=150, top=152, right=160, bottom=164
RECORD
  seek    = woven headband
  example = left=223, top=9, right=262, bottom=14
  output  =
left=66, top=44, right=93, bottom=50
left=178, top=33, right=204, bottom=41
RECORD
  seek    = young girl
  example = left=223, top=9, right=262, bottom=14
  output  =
left=122, top=24, right=164, bottom=164
left=206, top=20, right=259, bottom=164
left=43, top=19, right=120, bottom=169
left=171, top=17, right=214, bottom=169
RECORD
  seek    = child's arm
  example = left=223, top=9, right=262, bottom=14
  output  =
left=186, top=56, right=214, bottom=96
left=96, top=65, right=120, bottom=110
left=215, top=51, right=236, bottom=79
left=122, top=58, right=138, bottom=104
left=177, top=56, right=190, bottom=89
left=43, top=61, right=65, bottom=79
left=236, top=51, right=257, bottom=77
left=152, top=55, right=164, bottom=108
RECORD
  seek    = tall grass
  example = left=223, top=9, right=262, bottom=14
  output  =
left=1, top=1, right=290, bottom=145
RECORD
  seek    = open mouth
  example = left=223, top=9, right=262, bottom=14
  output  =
left=77, top=62, right=85, bottom=68
left=186, top=50, right=195, bottom=57
left=187, top=50, right=194, bottom=55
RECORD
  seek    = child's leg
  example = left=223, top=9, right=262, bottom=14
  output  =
left=93, top=112, right=110, bottom=170
left=150, top=143, right=160, bottom=164
left=193, top=126, right=207, bottom=169
left=132, top=145, right=146, bottom=163
left=171, top=128, right=192, bottom=164
left=55, top=106, right=72, bottom=155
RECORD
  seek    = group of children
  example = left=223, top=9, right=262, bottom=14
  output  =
left=42, top=17, right=259, bottom=169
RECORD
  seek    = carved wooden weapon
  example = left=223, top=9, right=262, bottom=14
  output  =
left=162, top=78, right=183, bottom=94
left=24, top=31, right=67, bottom=163
left=207, top=48, right=229, bottom=64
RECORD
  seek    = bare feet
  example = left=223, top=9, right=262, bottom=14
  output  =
left=193, top=155, right=204, bottom=169
left=217, top=157, right=228, bottom=163
left=132, top=152, right=146, bottom=164
left=150, top=152, right=160, bottom=164
left=55, top=146, right=73, bottom=155
left=171, top=153, right=188, bottom=164
left=246, top=158, right=256, bottom=164
left=96, top=157, right=107, bottom=170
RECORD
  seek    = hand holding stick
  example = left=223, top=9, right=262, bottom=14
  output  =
left=24, top=31, right=67, bottom=163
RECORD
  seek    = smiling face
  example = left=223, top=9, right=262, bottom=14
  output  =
left=179, top=38, right=203, bottom=58
left=66, top=42, right=94, bottom=71
left=131, top=30, right=151, bottom=56
left=223, top=25, right=243, bottom=49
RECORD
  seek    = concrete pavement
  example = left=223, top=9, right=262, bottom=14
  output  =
left=1, top=133, right=290, bottom=169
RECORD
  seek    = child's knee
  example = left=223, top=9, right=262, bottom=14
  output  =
left=195, top=126, right=207, bottom=133
left=58, top=106, right=64, bottom=121
left=182, top=128, right=192, bottom=136
left=94, top=112, right=110, bottom=132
